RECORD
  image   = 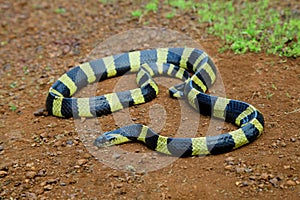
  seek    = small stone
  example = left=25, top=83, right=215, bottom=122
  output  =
left=271, top=142, right=278, bottom=148
left=258, top=183, right=264, bottom=188
left=286, top=180, right=296, bottom=186
left=269, top=177, right=279, bottom=187
left=225, top=156, right=235, bottom=163
left=236, top=167, right=245, bottom=174
left=280, top=141, right=287, bottom=147
left=290, top=137, right=296, bottom=142
left=224, top=165, right=234, bottom=171
left=33, top=108, right=47, bottom=116
left=249, top=176, right=256, bottom=180
left=60, top=182, right=66, bottom=186
left=0, top=145, right=4, bottom=151
left=66, top=140, right=73, bottom=145
left=43, top=184, right=53, bottom=191
left=126, top=165, right=136, bottom=172
left=283, top=165, right=290, bottom=169
left=40, top=132, right=48, bottom=138
left=112, top=153, right=121, bottom=160
left=82, top=153, right=91, bottom=159
left=25, top=171, right=36, bottom=179
left=77, top=159, right=87, bottom=166
left=260, top=173, right=269, bottom=180
left=53, top=141, right=62, bottom=147
left=244, top=168, right=253, bottom=173
left=235, top=181, right=241, bottom=186
left=47, top=178, right=57, bottom=184
left=0, top=171, right=8, bottom=177
left=40, top=181, right=47, bottom=187
left=241, top=181, right=249, bottom=186
left=26, top=192, right=37, bottom=199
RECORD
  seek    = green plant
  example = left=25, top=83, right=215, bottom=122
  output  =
left=9, top=82, right=17, bottom=88
left=129, top=0, right=299, bottom=57
left=165, top=10, right=176, bottom=19
left=196, top=0, right=299, bottom=57
left=145, top=2, right=158, bottom=12
left=54, top=8, right=66, bottom=14
left=9, top=103, right=17, bottom=112
left=167, top=0, right=193, bottom=10
left=131, top=10, right=142, bottom=18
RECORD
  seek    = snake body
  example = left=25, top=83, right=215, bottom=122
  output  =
left=46, top=47, right=264, bottom=157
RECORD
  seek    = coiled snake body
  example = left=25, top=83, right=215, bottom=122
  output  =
left=46, top=48, right=264, bottom=157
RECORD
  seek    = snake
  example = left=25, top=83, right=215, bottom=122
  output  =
left=46, top=47, right=264, bottom=157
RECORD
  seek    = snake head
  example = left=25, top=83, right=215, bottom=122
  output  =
left=94, top=128, right=131, bottom=147
left=93, top=131, right=119, bottom=147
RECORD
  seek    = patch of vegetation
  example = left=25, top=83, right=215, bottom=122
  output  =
left=131, top=10, right=143, bottom=18
left=9, top=103, right=17, bottom=112
left=54, top=7, right=66, bottom=14
left=196, top=0, right=299, bottom=57
left=99, top=0, right=299, bottom=57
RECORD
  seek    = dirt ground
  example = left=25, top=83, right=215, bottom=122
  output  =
left=0, top=1, right=300, bottom=199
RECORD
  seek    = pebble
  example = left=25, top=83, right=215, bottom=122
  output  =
left=290, top=137, right=296, bottom=142
left=47, top=178, right=58, bottom=184
left=236, top=167, right=244, bottom=174
left=25, top=171, right=36, bottom=179
left=0, top=170, right=8, bottom=178
left=33, top=108, right=47, bottom=116
left=269, top=177, right=279, bottom=187
left=43, top=184, right=53, bottom=191
left=225, top=156, right=235, bottom=165
left=60, top=182, right=66, bottom=186
left=0, top=145, right=3, bottom=151
left=280, top=141, right=287, bottom=147
left=77, top=159, right=87, bottom=166
left=224, top=165, right=234, bottom=171
left=112, top=153, right=121, bottom=160
left=260, top=173, right=269, bottom=180
left=286, top=180, right=296, bottom=186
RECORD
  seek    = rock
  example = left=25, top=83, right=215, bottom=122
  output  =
left=236, top=167, right=244, bottom=174
left=225, top=156, right=234, bottom=162
left=0, top=170, right=8, bottom=178
left=260, top=173, right=269, bottom=180
left=33, top=108, right=47, bottom=116
left=26, top=192, right=37, bottom=199
left=224, top=165, right=234, bottom=171
left=269, top=177, right=279, bottom=187
left=47, top=178, right=58, bottom=184
left=77, top=159, right=87, bottom=166
left=0, top=145, right=4, bottom=151
left=25, top=171, right=36, bottom=179
left=290, top=137, right=296, bottom=142
left=112, top=153, right=121, bottom=160
left=225, top=156, right=235, bottom=164
left=286, top=180, right=296, bottom=186
left=43, top=184, right=53, bottom=191
left=280, top=141, right=287, bottom=147
left=60, top=182, right=66, bottom=186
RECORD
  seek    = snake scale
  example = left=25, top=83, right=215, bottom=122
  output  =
left=46, top=47, right=264, bottom=157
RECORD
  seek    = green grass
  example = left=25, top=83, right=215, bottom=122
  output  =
left=9, top=103, right=17, bottom=112
left=99, top=0, right=300, bottom=57
left=54, top=7, right=66, bottom=14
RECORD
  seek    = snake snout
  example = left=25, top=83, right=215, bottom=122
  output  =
left=94, top=132, right=117, bottom=147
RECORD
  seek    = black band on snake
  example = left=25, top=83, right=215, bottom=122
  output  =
left=46, top=48, right=264, bottom=157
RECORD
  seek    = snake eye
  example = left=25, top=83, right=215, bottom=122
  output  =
left=94, top=132, right=119, bottom=147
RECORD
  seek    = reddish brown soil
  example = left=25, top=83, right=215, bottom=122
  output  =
left=0, top=1, right=299, bottom=199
